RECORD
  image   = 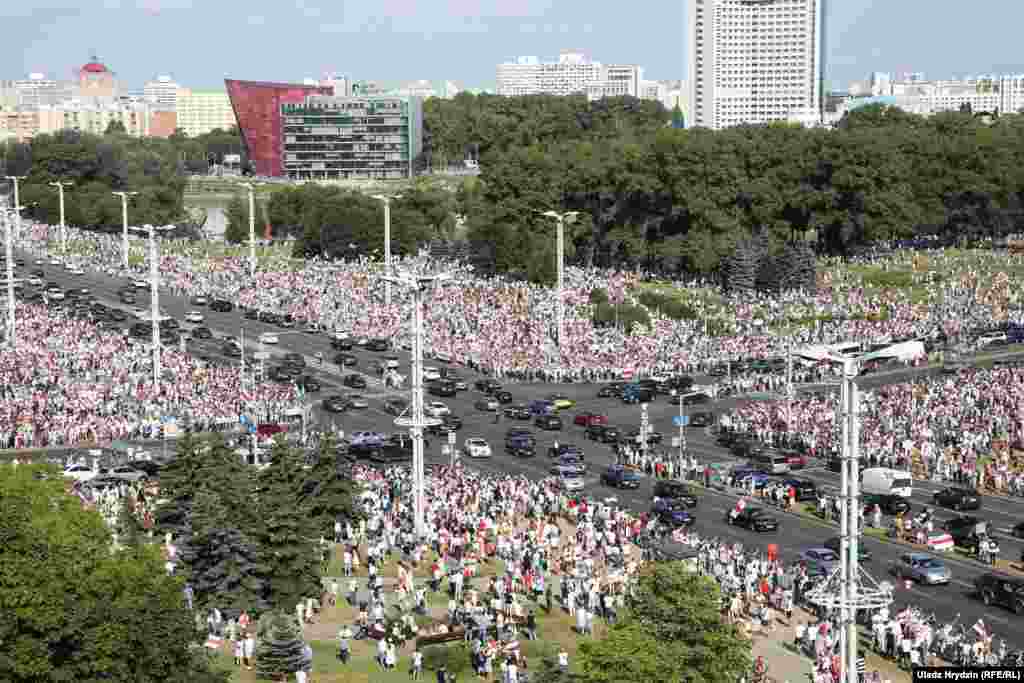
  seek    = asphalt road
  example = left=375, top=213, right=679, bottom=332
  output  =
left=16, top=251, right=1024, bottom=650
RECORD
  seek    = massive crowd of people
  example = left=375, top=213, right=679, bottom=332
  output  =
left=0, top=302, right=299, bottom=448
left=17, top=222, right=1024, bottom=380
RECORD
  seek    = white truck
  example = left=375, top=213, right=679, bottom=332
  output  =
left=861, top=467, right=913, bottom=498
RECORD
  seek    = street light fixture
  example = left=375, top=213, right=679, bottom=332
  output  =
left=372, top=194, right=403, bottom=307
left=536, top=210, right=578, bottom=352
left=0, top=206, right=25, bottom=347
left=239, top=182, right=261, bottom=278
left=383, top=267, right=452, bottom=539
left=49, top=181, right=73, bottom=255
left=112, top=191, right=139, bottom=269
left=128, top=223, right=175, bottom=392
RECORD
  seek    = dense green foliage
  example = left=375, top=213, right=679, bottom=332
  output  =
left=1, top=127, right=243, bottom=233
left=157, top=434, right=353, bottom=616
left=574, top=562, right=750, bottom=683
left=280, top=182, right=457, bottom=258
left=420, top=98, right=1024, bottom=281
left=254, top=611, right=307, bottom=679
left=0, top=464, right=228, bottom=683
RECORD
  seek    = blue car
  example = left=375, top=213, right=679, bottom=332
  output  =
left=550, top=455, right=586, bottom=476
left=529, top=399, right=556, bottom=416
left=653, top=499, right=695, bottom=527
left=349, top=430, right=386, bottom=447
left=730, top=467, right=770, bottom=488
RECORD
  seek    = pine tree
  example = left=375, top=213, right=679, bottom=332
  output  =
left=179, top=489, right=269, bottom=616
left=117, top=496, right=144, bottom=548
left=723, top=240, right=758, bottom=294
left=791, top=242, right=818, bottom=292
left=299, top=435, right=359, bottom=537
left=155, top=433, right=206, bottom=536
left=197, top=435, right=258, bottom=533
left=254, top=611, right=306, bottom=680
left=224, top=193, right=249, bottom=245
left=256, top=441, right=321, bottom=611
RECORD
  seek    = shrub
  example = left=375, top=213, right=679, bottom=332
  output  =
left=861, top=269, right=914, bottom=289
left=421, top=643, right=472, bottom=674
left=593, top=302, right=651, bottom=333
left=589, top=287, right=609, bottom=305
left=636, top=290, right=698, bottom=320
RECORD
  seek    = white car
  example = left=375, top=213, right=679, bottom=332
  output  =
left=422, top=366, right=442, bottom=381
left=63, top=463, right=97, bottom=482
left=68, top=266, right=84, bottom=275
left=558, top=475, right=585, bottom=492
left=133, top=279, right=149, bottom=289
left=333, top=329, right=349, bottom=341
left=191, top=295, right=209, bottom=305
left=258, top=332, right=279, bottom=344
left=27, top=276, right=42, bottom=286
left=425, top=401, right=450, bottom=418
left=49, top=258, right=62, bottom=266
left=185, top=310, right=204, bottom=324
left=33, top=259, right=44, bottom=265
left=464, top=438, right=492, bottom=459
left=46, top=290, right=65, bottom=301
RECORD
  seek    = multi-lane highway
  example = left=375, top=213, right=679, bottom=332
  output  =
left=16, top=251, right=1024, bottom=650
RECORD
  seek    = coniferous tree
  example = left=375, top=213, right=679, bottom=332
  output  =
left=723, top=240, right=758, bottom=294
left=224, top=193, right=248, bottom=244
left=117, top=496, right=144, bottom=548
left=299, top=435, right=359, bottom=537
left=255, top=440, right=321, bottom=611
left=155, top=433, right=206, bottom=536
left=179, top=489, right=269, bottom=616
left=254, top=612, right=306, bottom=680
left=197, top=435, right=258, bottom=533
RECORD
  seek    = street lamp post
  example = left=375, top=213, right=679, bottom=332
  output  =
left=130, top=224, right=174, bottom=392
left=4, top=175, right=25, bottom=215
left=112, top=191, right=138, bottom=269
left=538, top=210, right=579, bottom=351
left=372, top=194, right=403, bottom=307
left=239, top=182, right=258, bottom=278
left=1, top=206, right=24, bottom=347
left=49, top=181, right=72, bottom=254
left=384, top=268, right=451, bottom=539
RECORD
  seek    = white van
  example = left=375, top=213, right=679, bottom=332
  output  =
left=861, top=468, right=913, bottom=498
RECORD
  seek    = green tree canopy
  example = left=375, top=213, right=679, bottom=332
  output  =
left=0, top=464, right=227, bottom=683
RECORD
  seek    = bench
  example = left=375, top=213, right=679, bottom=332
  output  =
left=415, top=627, right=467, bottom=649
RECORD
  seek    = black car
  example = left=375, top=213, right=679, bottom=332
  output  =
left=597, top=384, right=624, bottom=398
left=428, top=380, right=457, bottom=397
left=426, top=416, right=463, bottom=435
left=210, top=299, right=233, bottom=312
left=861, top=493, right=911, bottom=516
left=933, top=487, right=981, bottom=511
left=322, top=395, right=350, bottom=413
left=506, top=444, right=536, bottom=458
left=505, top=427, right=533, bottom=440
left=159, top=318, right=179, bottom=330
left=943, top=516, right=991, bottom=552
left=475, top=378, right=502, bottom=394
left=689, top=411, right=715, bottom=428
left=266, top=366, right=293, bottom=383
left=547, top=443, right=584, bottom=460
left=160, top=330, right=180, bottom=345
left=671, top=392, right=712, bottom=406
left=728, top=507, right=779, bottom=532
left=652, top=480, right=698, bottom=507
left=585, top=424, right=621, bottom=443
left=366, top=338, right=390, bottom=352
left=503, top=404, right=532, bottom=420
left=383, top=398, right=409, bottom=416
left=823, top=535, right=873, bottom=562
left=283, top=352, right=305, bottom=368
left=975, top=573, right=1024, bottom=613
left=334, top=353, right=358, bottom=367
left=780, top=478, right=818, bottom=502
left=192, top=326, right=214, bottom=340
left=243, top=308, right=259, bottom=320
left=493, top=390, right=514, bottom=404
left=342, top=374, right=367, bottom=389
left=331, top=338, right=354, bottom=351
left=623, top=428, right=662, bottom=446
left=222, top=343, right=242, bottom=358
left=535, top=415, right=563, bottom=431
left=298, top=375, right=321, bottom=392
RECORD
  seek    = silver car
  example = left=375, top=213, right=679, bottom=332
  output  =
left=890, top=552, right=951, bottom=585
left=558, top=475, right=585, bottom=492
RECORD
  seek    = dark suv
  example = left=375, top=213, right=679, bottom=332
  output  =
left=975, top=573, right=1024, bottom=613
left=652, top=480, right=698, bottom=507
left=933, top=487, right=981, bottom=511
left=943, top=516, right=991, bottom=552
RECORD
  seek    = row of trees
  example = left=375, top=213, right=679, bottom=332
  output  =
left=156, top=433, right=357, bottom=616
left=0, top=126, right=244, bottom=234
left=452, top=106, right=1024, bottom=282
left=225, top=181, right=459, bottom=258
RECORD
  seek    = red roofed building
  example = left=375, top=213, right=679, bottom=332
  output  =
left=78, top=54, right=117, bottom=98
left=225, top=79, right=333, bottom=177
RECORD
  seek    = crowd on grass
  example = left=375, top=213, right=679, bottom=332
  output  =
left=18, top=222, right=1024, bottom=381
left=0, top=302, right=300, bottom=448
left=728, top=364, right=1024, bottom=492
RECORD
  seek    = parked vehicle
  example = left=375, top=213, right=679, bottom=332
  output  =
left=861, top=468, right=913, bottom=498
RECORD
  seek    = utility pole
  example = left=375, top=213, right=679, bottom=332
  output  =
left=372, top=194, right=403, bottom=307
left=677, top=392, right=687, bottom=460
left=1, top=207, right=22, bottom=347
left=385, top=268, right=452, bottom=538
left=112, top=191, right=138, bottom=269
left=239, top=182, right=258, bottom=277
left=639, top=402, right=650, bottom=460
left=4, top=175, right=24, bottom=215
left=786, top=341, right=794, bottom=444
left=49, top=181, right=72, bottom=254
left=538, top=210, right=579, bottom=351
left=130, top=224, right=174, bottom=392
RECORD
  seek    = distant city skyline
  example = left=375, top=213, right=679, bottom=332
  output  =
left=4, top=0, right=1024, bottom=93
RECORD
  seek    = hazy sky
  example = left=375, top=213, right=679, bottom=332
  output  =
left=5, top=0, right=1024, bottom=91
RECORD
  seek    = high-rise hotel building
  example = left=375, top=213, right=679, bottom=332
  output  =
left=687, top=0, right=826, bottom=129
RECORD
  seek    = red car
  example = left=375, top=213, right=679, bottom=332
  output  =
left=574, top=412, right=608, bottom=427
left=785, top=451, right=807, bottom=470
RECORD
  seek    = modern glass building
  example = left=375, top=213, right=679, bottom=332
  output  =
left=280, top=95, right=423, bottom=180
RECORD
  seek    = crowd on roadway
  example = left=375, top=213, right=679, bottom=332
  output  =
left=728, top=364, right=1024, bottom=493
left=0, top=302, right=300, bottom=448
left=17, top=222, right=1024, bottom=381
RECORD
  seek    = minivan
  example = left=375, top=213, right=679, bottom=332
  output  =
left=861, top=468, right=913, bottom=498
left=750, top=449, right=791, bottom=475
